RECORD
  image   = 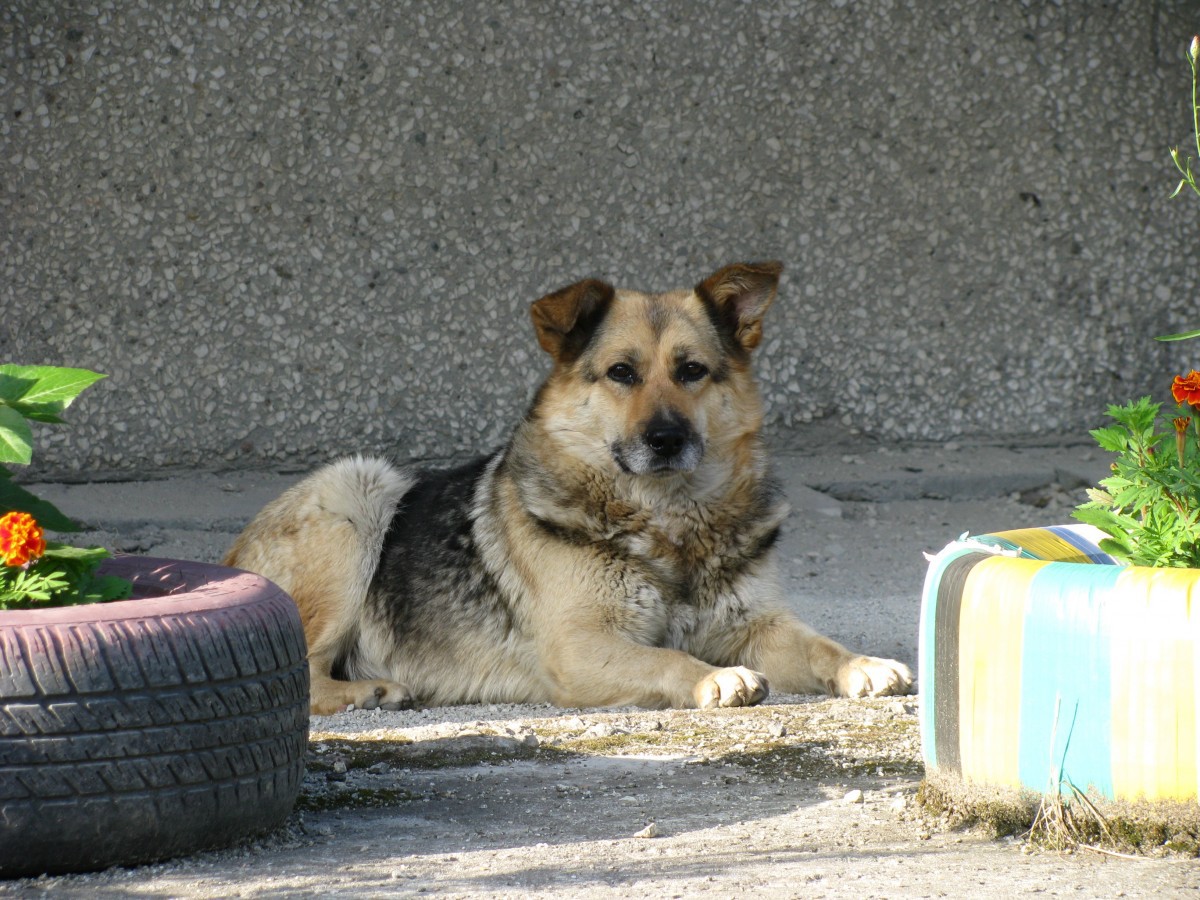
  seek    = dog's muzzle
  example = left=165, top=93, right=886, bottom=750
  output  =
left=613, top=412, right=704, bottom=475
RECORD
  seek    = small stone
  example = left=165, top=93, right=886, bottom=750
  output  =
left=767, top=723, right=787, bottom=738
left=332, top=760, right=348, bottom=774
left=888, top=701, right=907, bottom=716
left=842, top=789, right=865, bottom=805
left=633, top=823, right=658, bottom=839
left=890, top=797, right=907, bottom=813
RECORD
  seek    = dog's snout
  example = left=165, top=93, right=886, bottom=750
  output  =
left=646, top=423, right=688, bottom=459
left=621, top=412, right=703, bottom=475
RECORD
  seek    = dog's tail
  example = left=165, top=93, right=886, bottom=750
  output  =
left=224, top=455, right=414, bottom=604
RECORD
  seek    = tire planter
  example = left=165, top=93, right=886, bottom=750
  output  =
left=919, top=524, right=1200, bottom=837
left=0, top=557, right=309, bottom=878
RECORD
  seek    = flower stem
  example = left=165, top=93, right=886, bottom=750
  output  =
left=1191, top=49, right=1200, bottom=194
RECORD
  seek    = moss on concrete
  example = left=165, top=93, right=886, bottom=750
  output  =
left=918, top=770, right=1200, bottom=857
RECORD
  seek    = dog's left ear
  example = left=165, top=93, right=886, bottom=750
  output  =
left=696, top=261, right=783, bottom=353
left=530, top=278, right=616, bottom=364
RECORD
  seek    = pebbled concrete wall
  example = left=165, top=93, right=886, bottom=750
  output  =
left=2, top=1, right=1197, bottom=475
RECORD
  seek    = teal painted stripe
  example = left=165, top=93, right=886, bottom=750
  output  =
left=1016, top=562, right=1122, bottom=799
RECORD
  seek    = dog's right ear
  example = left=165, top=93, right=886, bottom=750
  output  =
left=530, top=278, right=615, bottom=364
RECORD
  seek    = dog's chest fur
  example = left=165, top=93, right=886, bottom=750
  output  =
left=512, top=449, right=789, bottom=635
left=364, top=450, right=787, bottom=659
left=613, top=490, right=782, bottom=600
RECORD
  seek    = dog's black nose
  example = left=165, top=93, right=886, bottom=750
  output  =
left=646, top=424, right=687, bottom=458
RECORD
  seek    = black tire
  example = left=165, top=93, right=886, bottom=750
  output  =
left=0, top=557, right=309, bottom=877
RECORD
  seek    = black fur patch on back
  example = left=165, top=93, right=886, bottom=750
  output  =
left=362, top=453, right=514, bottom=655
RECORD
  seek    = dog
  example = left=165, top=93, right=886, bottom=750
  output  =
left=224, top=261, right=914, bottom=714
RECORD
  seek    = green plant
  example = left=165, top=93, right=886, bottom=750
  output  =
left=0, top=365, right=131, bottom=610
left=1077, top=38, right=1200, bottom=564
left=1073, top=386, right=1200, bottom=569
left=1158, top=36, right=1200, bottom=343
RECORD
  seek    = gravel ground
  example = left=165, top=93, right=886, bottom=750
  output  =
left=7, top=694, right=1198, bottom=898
left=7, top=441, right=1200, bottom=896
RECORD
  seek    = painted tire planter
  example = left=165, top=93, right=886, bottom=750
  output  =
left=920, top=523, right=1200, bottom=833
left=0, top=557, right=309, bottom=877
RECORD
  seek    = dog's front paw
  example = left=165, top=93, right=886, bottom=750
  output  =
left=695, top=666, right=770, bottom=709
left=832, top=656, right=914, bottom=698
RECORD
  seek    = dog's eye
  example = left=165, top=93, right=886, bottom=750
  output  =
left=678, top=362, right=709, bottom=384
left=606, top=363, right=638, bottom=385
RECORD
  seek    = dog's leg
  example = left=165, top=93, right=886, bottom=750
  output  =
left=736, top=611, right=914, bottom=698
left=544, top=630, right=769, bottom=709
left=225, top=456, right=418, bottom=715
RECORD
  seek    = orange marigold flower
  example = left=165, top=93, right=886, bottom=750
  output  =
left=0, top=511, right=46, bottom=568
left=1171, top=371, right=1200, bottom=408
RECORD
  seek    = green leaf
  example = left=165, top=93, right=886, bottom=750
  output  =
left=1155, top=328, right=1200, bottom=342
left=1072, top=505, right=1135, bottom=544
left=0, top=365, right=106, bottom=410
left=1089, top=425, right=1128, bottom=454
left=0, top=406, right=33, bottom=465
left=1096, top=538, right=1135, bottom=563
left=0, top=475, right=81, bottom=532
left=0, top=371, right=36, bottom=405
left=78, top=573, right=133, bottom=604
left=41, top=542, right=109, bottom=563
left=6, top=403, right=68, bottom=425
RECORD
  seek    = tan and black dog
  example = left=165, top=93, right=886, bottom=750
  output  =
left=225, top=261, right=914, bottom=714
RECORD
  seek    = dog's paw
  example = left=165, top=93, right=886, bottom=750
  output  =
left=354, top=681, right=416, bottom=712
left=312, top=680, right=415, bottom=715
left=832, top=656, right=914, bottom=698
left=695, top=666, right=770, bottom=709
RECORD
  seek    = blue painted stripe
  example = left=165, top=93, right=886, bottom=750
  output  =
left=1017, top=562, right=1122, bottom=799
left=1046, top=525, right=1119, bottom=565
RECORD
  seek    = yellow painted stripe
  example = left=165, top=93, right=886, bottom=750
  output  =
left=990, top=527, right=1094, bottom=563
left=957, top=555, right=1042, bottom=788
left=1109, top=567, right=1199, bottom=801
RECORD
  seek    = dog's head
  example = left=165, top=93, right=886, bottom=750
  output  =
left=528, top=261, right=782, bottom=479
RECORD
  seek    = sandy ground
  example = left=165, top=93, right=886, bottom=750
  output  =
left=6, top=438, right=1200, bottom=897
